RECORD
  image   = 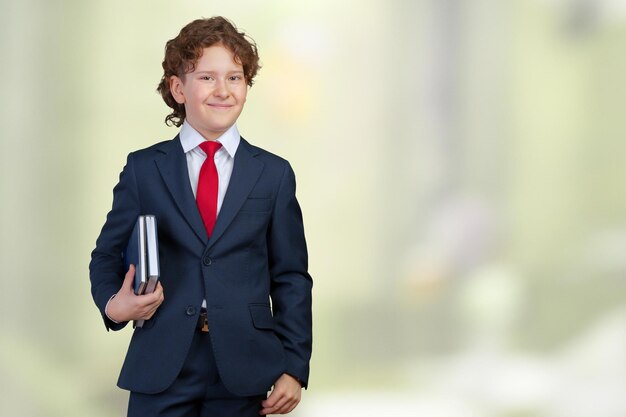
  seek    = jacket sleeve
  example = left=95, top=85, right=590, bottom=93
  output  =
left=268, top=162, right=313, bottom=388
left=89, top=153, right=141, bottom=331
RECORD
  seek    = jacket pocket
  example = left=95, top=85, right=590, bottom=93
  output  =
left=249, top=304, right=275, bottom=330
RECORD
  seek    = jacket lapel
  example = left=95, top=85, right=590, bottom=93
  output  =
left=208, top=138, right=264, bottom=249
left=155, top=136, right=208, bottom=246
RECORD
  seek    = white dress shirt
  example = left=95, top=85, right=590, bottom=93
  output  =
left=179, top=120, right=240, bottom=211
left=105, top=121, right=240, bottom=321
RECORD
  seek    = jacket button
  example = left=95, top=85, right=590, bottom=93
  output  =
left=202, top=256, right=212, bottom=266
left=185, top=305, right=196, bottom=316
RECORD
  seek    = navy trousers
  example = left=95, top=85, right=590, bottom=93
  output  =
left=127, top=329, right=266, bottom=417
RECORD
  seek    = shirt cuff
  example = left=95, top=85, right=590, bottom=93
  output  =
left=105, top=294, right=121, bottom=324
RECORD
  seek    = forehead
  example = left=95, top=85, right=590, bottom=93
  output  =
left=193, top=45, right=243, bottom=72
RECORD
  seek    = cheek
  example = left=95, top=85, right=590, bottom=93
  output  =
left=236, top=85, right=248, bottom=102
left=191, top=87, right=207, bottom=101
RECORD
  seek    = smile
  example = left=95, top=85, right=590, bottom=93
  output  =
left=208, top=104, right=233, bottom=109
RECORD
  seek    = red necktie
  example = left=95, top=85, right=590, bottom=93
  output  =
left=197, top=141, right=222, bottom=236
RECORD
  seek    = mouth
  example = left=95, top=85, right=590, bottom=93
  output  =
left=208, top=103, right=233, bottom=109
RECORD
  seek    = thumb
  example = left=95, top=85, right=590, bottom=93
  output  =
left=122, top=264, right=136, bottom=293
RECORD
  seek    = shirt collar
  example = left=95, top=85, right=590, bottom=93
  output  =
left=179, top=120, right=240, bottom=158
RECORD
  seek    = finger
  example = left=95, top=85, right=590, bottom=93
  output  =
left=147, top=289, right=165, bottom=305
left=262, top=394, right=290, bottom=415
left=284, top=400, right=299, bottom=414
left=141, top=297, right=164, bottom=311
left=122, top=264, right=136, bottom=292
left=260, top=400, right=295, bottom=416
left=142, top=308, right=157, bottom=320
left=261, top=391, right=279, bottom=409
left=270, top=396, right=291, bottom=414
left=142, top=303, right=160, bottom=319
left=153, top=283, right=164, bottom=297
left=138, top=285, right=164, bottom=304
left=151, top=282, right=164, bottom=297
left=259, top=406, right=274, bottom=416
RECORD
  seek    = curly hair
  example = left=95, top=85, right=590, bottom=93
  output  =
left=156, top=16, right=261, bottom=127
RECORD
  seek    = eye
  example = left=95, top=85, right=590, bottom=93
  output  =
left=200, top=75, right=214, bottom=81
left=229, top=75, right=243, bottom=81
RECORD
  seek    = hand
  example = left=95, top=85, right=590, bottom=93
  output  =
left=106, top=264, right=165, bottom=322
left=260, top=373, right=302, bottom=415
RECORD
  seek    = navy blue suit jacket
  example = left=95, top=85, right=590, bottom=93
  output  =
left=89, top=135, right=312, bottom=396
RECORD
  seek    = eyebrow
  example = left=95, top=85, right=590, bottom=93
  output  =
left=194, top=70, right=244, bottom=75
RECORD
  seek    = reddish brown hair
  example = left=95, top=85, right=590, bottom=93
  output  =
left=157, top=16, right=261, bottom=127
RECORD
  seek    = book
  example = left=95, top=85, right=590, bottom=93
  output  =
left=125, top=216, right=147, bottom=295
left=143, top=215, right=160, bottom=295
left=123, top=215, right=160, bottom=328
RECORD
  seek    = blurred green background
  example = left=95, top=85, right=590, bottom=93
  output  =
left=1, top=0, right=625, bottom=416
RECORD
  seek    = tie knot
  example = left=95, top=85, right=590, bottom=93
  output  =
left=199, top=141, right=222, bottom=158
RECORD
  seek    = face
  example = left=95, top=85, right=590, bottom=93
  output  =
left=170, top=45, right=248, bottom=140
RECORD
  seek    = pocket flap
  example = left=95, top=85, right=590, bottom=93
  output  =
left=249, top=304, right=275, bottom=330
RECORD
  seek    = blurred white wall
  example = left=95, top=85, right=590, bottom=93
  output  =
left=1, top=0, right=625, bottom=416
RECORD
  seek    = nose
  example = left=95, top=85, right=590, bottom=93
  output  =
left=213, top=79, right=230, bottom=98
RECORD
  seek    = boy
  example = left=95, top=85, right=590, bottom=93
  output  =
left=89, top=16, right=312, bottom=417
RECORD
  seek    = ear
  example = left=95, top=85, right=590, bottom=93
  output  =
left=169, top=75, right=186, bottom=104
